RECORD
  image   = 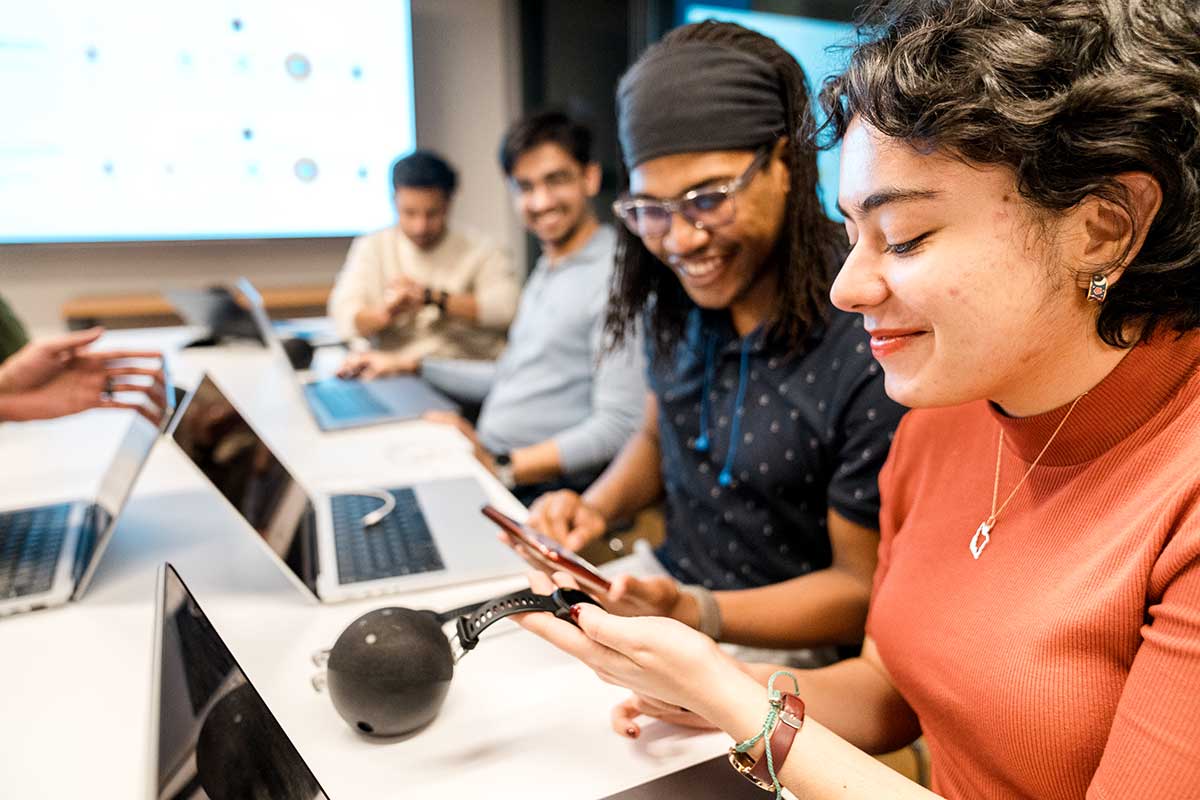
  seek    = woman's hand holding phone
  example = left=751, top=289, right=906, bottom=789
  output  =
left=526, top=490, right=607, bottom=552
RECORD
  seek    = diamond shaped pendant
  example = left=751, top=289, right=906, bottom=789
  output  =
left=970, top=520, right=993, bottom=560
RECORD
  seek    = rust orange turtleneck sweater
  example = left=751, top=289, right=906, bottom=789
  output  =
left=868, top=330, right=1200, bottom=799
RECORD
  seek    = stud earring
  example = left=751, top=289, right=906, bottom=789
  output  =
left=1087, top=273, right=1108, bottom=303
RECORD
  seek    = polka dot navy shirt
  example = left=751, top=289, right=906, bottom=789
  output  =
left=647, top=307, right=907, bottom=590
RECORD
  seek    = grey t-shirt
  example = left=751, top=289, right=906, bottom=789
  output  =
left=421, top=225, right=645, bottom=477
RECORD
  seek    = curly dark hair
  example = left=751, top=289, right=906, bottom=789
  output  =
left=606, top=21, right=845, bottom=353
left=820, top=0, right=1200, bottom=347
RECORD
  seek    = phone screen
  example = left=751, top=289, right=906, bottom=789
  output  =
left=481, top=505, right=611, bottom=592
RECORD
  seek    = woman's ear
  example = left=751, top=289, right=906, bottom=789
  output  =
left=1077, top=172, right=1163, bottom=287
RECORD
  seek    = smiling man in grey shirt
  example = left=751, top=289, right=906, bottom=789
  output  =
left=341, top=112, right=645, bottom=500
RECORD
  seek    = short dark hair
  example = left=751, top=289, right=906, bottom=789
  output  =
left=820, top=0, right=1200, bottom=347
left=391, top=150, right=458, bottom=196
left=498, top=110, right=593, bottom=176
left=606, top=21, right=845, bottom=353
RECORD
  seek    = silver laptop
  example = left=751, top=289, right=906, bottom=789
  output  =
left=168, top=372, right=519, bottom=602
left=0, top=415, right=159, bottom=617
left=235, top=277, right=460, bottom=432
left=165, top=286, right=268, bottom=347
left=148, top=563, right=330, bottom=799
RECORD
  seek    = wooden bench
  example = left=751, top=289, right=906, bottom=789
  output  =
left=62, top=285, right=332, bottom=330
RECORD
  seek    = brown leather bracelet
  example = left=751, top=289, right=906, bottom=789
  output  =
left=736, top=693, right=805, bottom=790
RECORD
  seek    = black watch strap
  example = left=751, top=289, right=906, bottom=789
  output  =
left=451, top=588, right=599, bottom=660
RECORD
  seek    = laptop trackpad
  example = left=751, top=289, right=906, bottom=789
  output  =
left=414, top=477, right=511, bottom=572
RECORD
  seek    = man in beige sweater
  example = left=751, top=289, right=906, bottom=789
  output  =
left=327, top=150, right=520, bottom=365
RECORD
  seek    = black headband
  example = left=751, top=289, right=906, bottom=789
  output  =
left=617, top=42, right=786, bottom=170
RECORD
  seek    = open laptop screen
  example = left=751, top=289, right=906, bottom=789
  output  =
left=171, top=374, right=318, bottom=594
left=165, top=287, right=267, bottom=345
left=73, top=414, right=161, bottom=596
left=95, top=415, right=160, bottom=518
left=154, top=564, right=329, bottom=799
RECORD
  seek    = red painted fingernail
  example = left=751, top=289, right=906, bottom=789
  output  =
left=569, top=604, right=582, bottom=622
left=625, top=726, right=639, bottom=738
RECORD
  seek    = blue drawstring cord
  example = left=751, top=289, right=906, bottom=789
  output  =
left=694, top=330, right=753, bottom=487
left=695, top=333, right=718, bottom=453
left=719, top=336, right=753, bottom=487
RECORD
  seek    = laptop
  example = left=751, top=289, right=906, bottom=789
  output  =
left=168, top=372, right=519, bottom=602
left=0, top=414, right=159, bottom=617
left=148, top=563, right=330, bottom=799
left=147, top=561, right=752, bottom=800
left=236, top=277, right=461, bottom=432
left=165, top=286, right=268, bottom=348
left=601, top=755, right=765, bottom=799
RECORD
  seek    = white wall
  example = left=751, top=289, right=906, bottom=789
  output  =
left=0, top=0, right=523, bottom=336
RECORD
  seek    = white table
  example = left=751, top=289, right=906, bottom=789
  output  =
left=0, top=327, right=727, bottom=799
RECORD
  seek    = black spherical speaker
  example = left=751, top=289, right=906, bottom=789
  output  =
left=326, top=606, right=454, bottom=737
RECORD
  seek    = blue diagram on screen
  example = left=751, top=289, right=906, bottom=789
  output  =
left=0, top=1, right=416, bottom=243
left=683, top=5, right=855, bottom=220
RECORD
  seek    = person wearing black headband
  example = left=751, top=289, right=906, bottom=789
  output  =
left=526, top=21, right=905, bottom=657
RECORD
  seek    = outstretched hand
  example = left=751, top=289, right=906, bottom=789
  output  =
left=0, top=328, right=166, bottom=424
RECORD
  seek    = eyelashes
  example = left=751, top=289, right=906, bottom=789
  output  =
left=883, top=232, right=932, bottom=256
left=843, top=230, right=936, bottom=257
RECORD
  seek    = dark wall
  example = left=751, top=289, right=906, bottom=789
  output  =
left=517, top=0, right=644, bottom=270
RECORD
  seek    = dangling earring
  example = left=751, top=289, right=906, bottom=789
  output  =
left=1087, top=273, right=1108, bottom=303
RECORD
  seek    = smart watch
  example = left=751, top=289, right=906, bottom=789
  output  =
left=423, top=287, right=448, bottom=312
left=492, top=451, right=517, bottom=490
left=450, top=587, right=599, bottom=660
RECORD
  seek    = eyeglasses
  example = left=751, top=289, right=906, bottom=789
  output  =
left=509, top=168, right=584, bottom=198
left=611, top=145, right=773, bottom=239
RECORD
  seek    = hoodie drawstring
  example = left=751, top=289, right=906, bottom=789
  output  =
left=695, top=332, right=753, bottom=488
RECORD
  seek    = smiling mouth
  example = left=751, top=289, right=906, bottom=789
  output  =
left=867, top=329, right=929, bottom=357
left=671, top=254, right=727, bottom=280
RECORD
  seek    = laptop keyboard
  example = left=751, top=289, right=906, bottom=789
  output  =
left=309, top=379, right=390, bottom=421
left=331, top=488, right=445, bottom=584
left=0, top=503, right=72, bottom=599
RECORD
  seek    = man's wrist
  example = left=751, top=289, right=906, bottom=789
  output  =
left=492, top=450, right=517, bottom=490
left=423, top=288, right=449, bottom=312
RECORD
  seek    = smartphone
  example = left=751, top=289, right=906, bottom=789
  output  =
left=481, top=505, right=612, bottom=594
